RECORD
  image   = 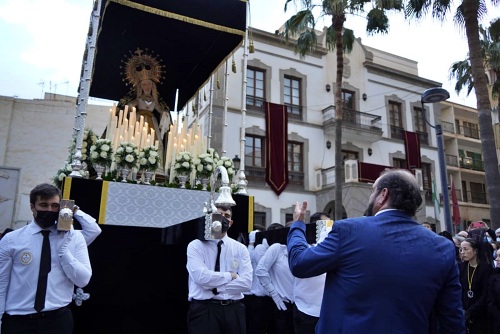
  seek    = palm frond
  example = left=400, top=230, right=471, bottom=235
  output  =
left=449, top=59, right=474, bottom=96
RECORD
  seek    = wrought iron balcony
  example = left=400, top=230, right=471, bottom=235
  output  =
left=246, top=96, right=266, bottom=112
left=460, top=156, right=484, bottom=171
left=322, top=106, right=383, bottom=141
left=457, top=125, right=480, bottom=139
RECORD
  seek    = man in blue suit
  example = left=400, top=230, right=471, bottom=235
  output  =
left=287, top=169, right=465, bottom=334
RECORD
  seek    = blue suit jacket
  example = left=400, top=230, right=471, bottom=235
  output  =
left=287, top=210, right=465, bottom=334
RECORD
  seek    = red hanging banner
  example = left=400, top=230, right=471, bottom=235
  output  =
left=265, top=102, right=288, bottom=196
left=403, top=130, right=422, bottom=169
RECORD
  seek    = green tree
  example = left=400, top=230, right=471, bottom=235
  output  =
left=450, top=20, right=500, bottom=107
left=282, top=0, right=402, bottom=220
left=406, top=1, right=500, bottom=229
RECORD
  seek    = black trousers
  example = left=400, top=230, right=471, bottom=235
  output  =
left=271, top=301, right=294, bottom=334
left=1, top=305, right=73, bottom=334
left=293, top=303, right=319, bottom=334
left=243, top=294, right=276, bottom=334
left=187, top=299, right=246, bottom=334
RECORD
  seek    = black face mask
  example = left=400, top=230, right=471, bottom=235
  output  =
left=35, top=210, right=59, bottom=228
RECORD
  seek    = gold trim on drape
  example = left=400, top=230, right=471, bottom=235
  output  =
left=247, top=196, right=254, bottom=232
left=62, top=177, right=72, bottom=199
left=99, top=181, right=109, bottom=224
left=110, top=0, right=245, bottom=37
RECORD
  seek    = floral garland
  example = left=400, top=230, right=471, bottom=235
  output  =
left=217, top=156, right=236, bottom=179
left=173, top=151, right=194, bottom=175
left=194, top=152, right=215, bottom=179
left=139, top=145, right=161, bottom=171
left=89, top=139, right=113, bottom=167
left=114, top=142, right=139, bottom=170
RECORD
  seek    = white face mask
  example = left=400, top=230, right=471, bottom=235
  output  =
left=497, top=237, right=500, bottom=242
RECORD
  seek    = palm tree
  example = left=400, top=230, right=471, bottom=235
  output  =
left=406, top=1, right=500, bottom=230
left=282, top=0, right=402, bottom=220
left=450, top=20, right=500, bottom=108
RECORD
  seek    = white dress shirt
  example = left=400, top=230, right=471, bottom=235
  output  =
left=186, top=235, right=252, bottom=301
left=74, top=209, right=102, bottom=246
left=255, top=243, right=295, bottom=302
left=294, top=274, right=326, bottom=317
left=0, top=220, right=92, bottom=316
left=246, top=242, right=270, bottom=296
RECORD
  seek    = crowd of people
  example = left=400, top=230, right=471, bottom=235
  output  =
left=4, top=169, right=500, bottom=334
left=184, top=168, right=500, bottom=334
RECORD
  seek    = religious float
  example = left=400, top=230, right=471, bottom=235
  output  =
left=61, top=0, right=254, bottom=332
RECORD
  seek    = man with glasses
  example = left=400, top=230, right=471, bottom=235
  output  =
left=186, top=205, right=252, bottom=334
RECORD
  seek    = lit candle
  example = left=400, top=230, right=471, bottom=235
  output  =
left=129, top=125, right=134, bottom=142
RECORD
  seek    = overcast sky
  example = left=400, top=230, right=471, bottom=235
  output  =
left=1, top=0, right=499, bottom=108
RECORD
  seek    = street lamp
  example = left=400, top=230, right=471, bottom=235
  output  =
left=420, top=87, right=452, bottom=233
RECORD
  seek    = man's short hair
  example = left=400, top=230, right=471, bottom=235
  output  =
left=376, top=169, right=422, bottom=216
left=215, top=205, right=232, bottom=216
left=310, top=212, right=328, bottom=225
left=30, top=183, right=61, bottom=204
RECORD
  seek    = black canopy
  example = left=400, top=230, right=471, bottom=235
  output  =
left=89, top=0, right=246, bottom=110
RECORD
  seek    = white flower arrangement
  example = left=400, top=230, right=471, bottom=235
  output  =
left=193, top=152, right=215, bottom=179
left=67, top=128, right=97, bottom=166
left=139, top=145, right=160, bottom=171
left=89, top=139, right=113, bottom=167
left=207, top=148, right=220, bottom=162
left=52, top=163, right=87, bottom=189
left=173, top=151, right=194, bottom=175
left=114, top=142, right=139, bottom=170
left=216, top=156, right=236, bottom=179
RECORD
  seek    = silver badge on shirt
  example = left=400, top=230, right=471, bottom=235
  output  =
left=20, top=251, right=33, bottom=265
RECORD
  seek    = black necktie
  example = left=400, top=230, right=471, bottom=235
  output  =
left=212, top=240, right=223, bottom=295
left=34, top=230, right=51, bottom=312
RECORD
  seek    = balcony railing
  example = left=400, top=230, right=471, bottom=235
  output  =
left=457, top=125, right=480, bottom=139
left=446, top=154, right=459, bottom=167
left=415, top=130, right=429, bottom=145
left=390, top=125, right=405, bottom=140
left=460, top=156, right=484, bottom=171
left=442, top=121, right=455, bottom=134
left=284, top=103, right=303, bottom=121
left=246, top=96, right=266, bottom=112
left=462, top=189, right=489, bottom=205
left=246, top=96, right=304, bottom=121
left=323, top=106, right=382, bottom=132
left=244, top=166, right=304, bottom=187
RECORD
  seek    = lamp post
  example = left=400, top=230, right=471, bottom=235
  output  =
left=420, top=87, right=452, bottom=233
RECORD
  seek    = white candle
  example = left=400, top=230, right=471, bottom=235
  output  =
left=129, top=107, right=136, bottom=130
left=154, top=140, right=159, bottom=149
left=169, top=142, right=178, bottom=184
left=118, top=109, right=124, bottom=129
left=139, top=115, right=144, bottom=133
left=129, top=125, right=134, bottom=142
